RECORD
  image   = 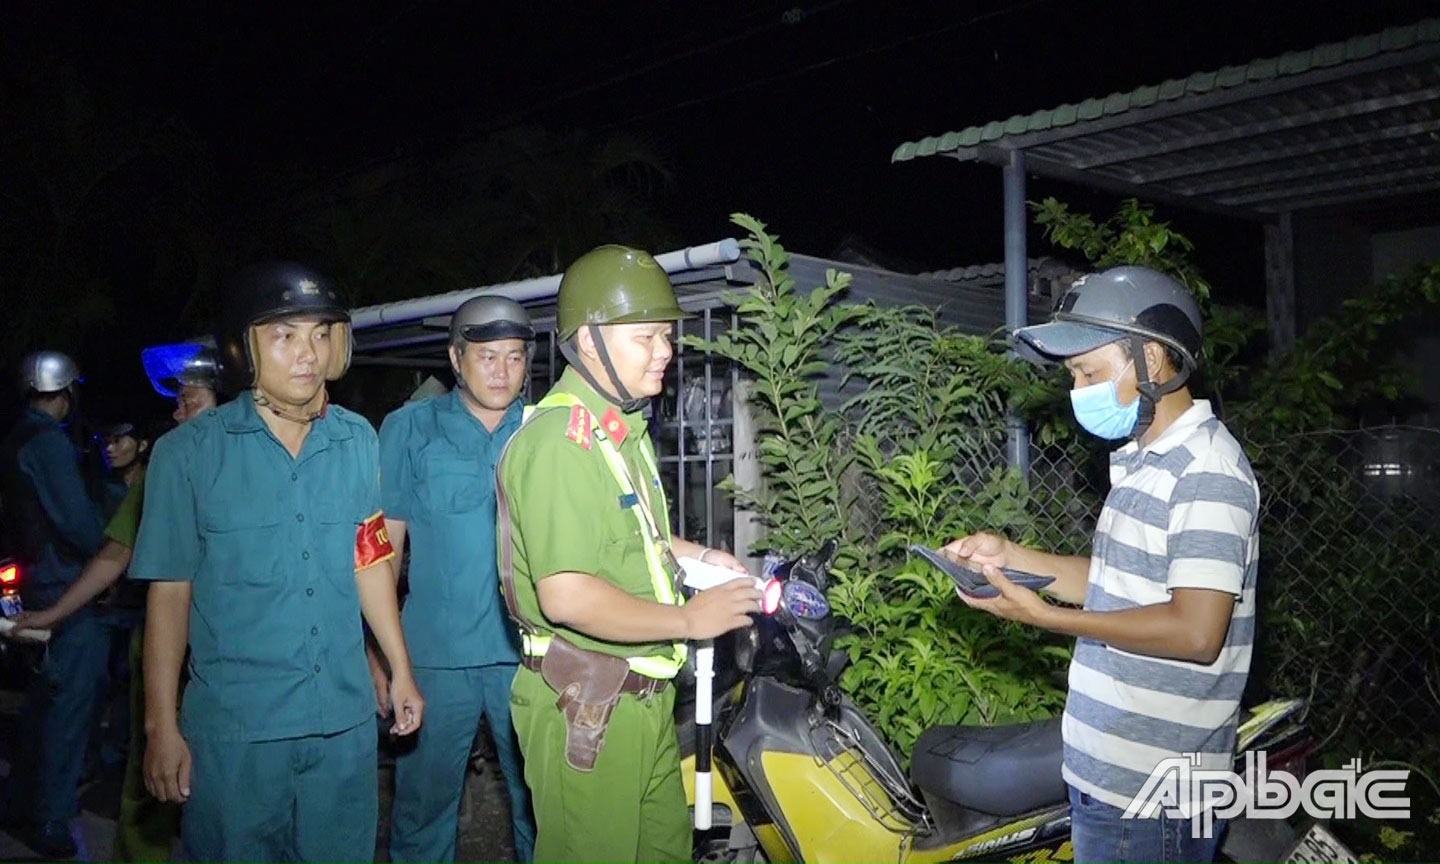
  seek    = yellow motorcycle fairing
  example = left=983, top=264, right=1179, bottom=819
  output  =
left=681, top=747, right=1070, bottom=863
left=762, top=750, right=1073, bottom=863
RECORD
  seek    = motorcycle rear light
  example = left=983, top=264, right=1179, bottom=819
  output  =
left=761, top=578, right=783, bottom=615
left=0, top=564, right=17, bottom=585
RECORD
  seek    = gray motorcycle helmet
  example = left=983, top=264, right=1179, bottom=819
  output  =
left=19, top=350, right=81, bottom=394
left=1014, top=266, right=1204, bottom=439
left=1012, top=265, right=1203, bottom=373
left=449, top=295, right=535, bottom=347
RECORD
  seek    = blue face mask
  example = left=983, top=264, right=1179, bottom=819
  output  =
left=1069, top=361, right=1139, bottom=440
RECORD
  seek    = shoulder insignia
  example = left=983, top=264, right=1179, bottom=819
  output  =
left=600, top=407, right=628, bottom=446
left=565, top=404, right=592, bottom=450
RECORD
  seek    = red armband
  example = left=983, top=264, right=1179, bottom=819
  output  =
left=355, top=510, right=395, bottom=571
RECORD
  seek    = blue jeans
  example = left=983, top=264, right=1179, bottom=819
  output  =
left=1069, top=785, right=1225, bottom=864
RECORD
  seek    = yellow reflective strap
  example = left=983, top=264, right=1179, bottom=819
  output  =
left=526, top=391, right=685, bottom=675
left=535, top=392, right=677, bottom=603
left=522, top=634, right=682, bottom=680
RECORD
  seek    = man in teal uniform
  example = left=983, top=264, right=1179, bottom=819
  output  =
left=10, top=346, right=222, bottom=861
left=378, top=295, right=536, bottom=862
left=132, top=262, right=425, bottom=862
left=498, top=245, right=763, bottom=863
left=0, top=350, right=108, bottom=858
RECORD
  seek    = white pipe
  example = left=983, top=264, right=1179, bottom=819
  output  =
left=694, top=641, right=715, bottom=831
left=349, top=238, right=742, bottom=330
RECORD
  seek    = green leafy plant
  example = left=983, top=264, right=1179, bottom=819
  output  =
left=825, top=440, right=1072, bottom=751
left=1032, top=196, right=1213, bottom=302
left=680, top=213, right=861, bottom=566
left=688, top=214, right=1077, bottom=757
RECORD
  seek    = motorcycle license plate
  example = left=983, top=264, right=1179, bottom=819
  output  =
left=1285, top=823, right=1357, bottom=864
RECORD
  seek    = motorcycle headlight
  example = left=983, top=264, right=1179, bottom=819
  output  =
left=781, top=580, right=830, bottom=619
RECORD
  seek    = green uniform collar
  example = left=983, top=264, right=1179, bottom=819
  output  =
left=553, top=367, right=649, bottom=441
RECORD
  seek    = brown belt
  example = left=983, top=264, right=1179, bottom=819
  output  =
left=521, top=654, right=670, bottom=698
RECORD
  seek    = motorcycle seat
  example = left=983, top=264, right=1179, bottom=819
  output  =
left=910, top=717, right=1065, bottom=817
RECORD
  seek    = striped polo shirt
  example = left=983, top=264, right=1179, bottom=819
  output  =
left=1061, top=400, right=1259, bottom=815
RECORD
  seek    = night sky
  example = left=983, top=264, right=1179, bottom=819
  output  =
left=2, top=0, right=1434, bottom=420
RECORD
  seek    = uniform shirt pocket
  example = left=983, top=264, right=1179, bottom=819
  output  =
left=316, top=499, right=364, bottom=582
left=421, top=459, right=491, bottom=515
left=200, top=502, right=283, bottom=588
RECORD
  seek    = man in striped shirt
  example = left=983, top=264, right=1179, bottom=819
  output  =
left=945, top=266, right=1258, bottom=864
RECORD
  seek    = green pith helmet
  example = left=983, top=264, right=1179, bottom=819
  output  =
left=556, top=245, right=693, bottom=340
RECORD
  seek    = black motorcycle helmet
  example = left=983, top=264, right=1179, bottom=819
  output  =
left=216, top=261, right=352, bottom=393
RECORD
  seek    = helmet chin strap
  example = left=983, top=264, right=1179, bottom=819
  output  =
left=1128, top=335, right=1191, bottom=441
left=252, top=384, right=327, bottom=424
left=560, top=326, right=647, bottom=414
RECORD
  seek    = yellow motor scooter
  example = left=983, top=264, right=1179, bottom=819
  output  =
left=678, top=542, right=1315, bottom=863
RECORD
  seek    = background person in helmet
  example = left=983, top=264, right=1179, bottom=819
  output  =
left=0, top=350, right=109, bottom=858
left=15, top=420, right=155, bottom=647
left=129, top=262, right=424, bottom=862
left=21, top=346, right=229, bottom=641
left=100, top=422, right=149, bottom=495
left=8, top=353, right=213, bottom=861
left=376, top=294, right=537, bottom=863
left=497, top=245, right=762, bottom=864
left=943, top=266, right=1259, bottom=864
left=10, top=349, right=220, bottom=861
left=160, top=346, right=223, bottom=423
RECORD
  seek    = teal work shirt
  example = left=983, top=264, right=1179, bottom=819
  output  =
left=130, top=394, right=379, bottom=742
left=379, top=389, right=522, bottom=668
left=5, top=410, right=106, bottom=604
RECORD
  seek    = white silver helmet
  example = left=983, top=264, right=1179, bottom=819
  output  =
left=19, top=350, right=80, bottom=394
left=449, top=295, right=535, bottom=347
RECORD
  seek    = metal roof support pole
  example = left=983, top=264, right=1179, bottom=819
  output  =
left=1264, top=211, right=1296, bottom=356
left=1003, top=149, right=1032, bottom=479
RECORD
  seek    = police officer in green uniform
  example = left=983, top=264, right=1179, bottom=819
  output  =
left=497, top=245, right=762, bottom=864
left=132, top=262, right=425, bottom=862
left=379, top=295, right=536, bottom=862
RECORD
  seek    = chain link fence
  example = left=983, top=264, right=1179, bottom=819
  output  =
left=1018, top=425, right=1440, bottom=757
left=1247, top=426, right=1440, bottom=754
